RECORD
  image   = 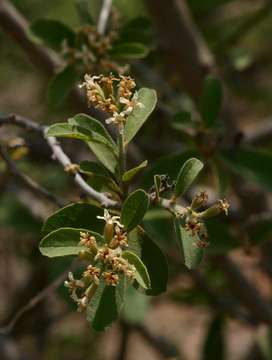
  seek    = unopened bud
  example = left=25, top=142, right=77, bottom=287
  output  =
left=198, top=199, right=229, bottom=218
left=104, top=222, right=114, bottom=243
left=78, top=250, right=93, bottom=261
left=191, top=191, right=208, bottom=210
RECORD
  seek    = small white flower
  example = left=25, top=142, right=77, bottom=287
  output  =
left=97, top=209, right=124, bottom=228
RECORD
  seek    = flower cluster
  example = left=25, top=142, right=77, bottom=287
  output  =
left=178, top=191, right=229, bottom=248
left=62, top=9, right=126, bottom=74
left=64, top=210, right=135, bottom=312
left=80, top=74, right=144, bottom=129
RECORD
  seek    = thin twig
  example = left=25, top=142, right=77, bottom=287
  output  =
left=0, top=270, right=68, bottom=335
left=0, top=113, right=119, bottom=208
left=0, top=143, right=66, bottom=207
left=45, top=132, right=119, bottom=208
left=97, top=0, right=113, bottom=35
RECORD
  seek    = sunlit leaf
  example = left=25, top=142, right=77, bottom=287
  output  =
left=122, top=250, right=151, bottom=289
left=39, top=227, right=103, bottom=257
left=124, top=88, right=157, bottom=144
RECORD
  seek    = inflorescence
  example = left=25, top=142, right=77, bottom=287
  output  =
left=80, top=74, right=143, bottom=130
left=64, top=210, right=136, bottom=312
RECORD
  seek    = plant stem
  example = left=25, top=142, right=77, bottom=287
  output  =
left=118, top=127, right=127, bottom=197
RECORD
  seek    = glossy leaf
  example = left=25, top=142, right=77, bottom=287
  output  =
left=121, top=190, right=150, bottom=231
left=30, top=19, right=75, bottom=49
left=174, top=218, right=204, bottom=269
left=174, top=158, right=204, bottom=197
left=200, top=75, right=223, bottom=128
left=48, top=66, right=78, bottom=107
left=42, top=203, right=104, bottom=236
left=124, top=88, right=157, bottom=144
left=110, top=42, right=149, bottom=59
left=122, top=250, right=151, bottom=289
left=122, top=160, right=148, bottom=182
left=39, top=227, right=103, bottom=257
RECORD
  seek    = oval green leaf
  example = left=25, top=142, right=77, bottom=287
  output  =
left=122, top=160, right=148, bottom=182
left=122, top=250, right=151, bottom=289
left=174, top=157, right=204, bottom=197
left=124, top=88, right=157, bottom=144
left=42, top=203, right=104, bottom=236
left=121, top=189, right=150, bottom=231
left=39, top=227, right=103, bottom=257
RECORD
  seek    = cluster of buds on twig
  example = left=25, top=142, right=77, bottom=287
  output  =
left=178, top=191, right=229, bottom=248
left=64, top=210, right=135, bottom=312
left=80, top=74, right=144, bottom=131
left=62, top=9, right=126, bottom=74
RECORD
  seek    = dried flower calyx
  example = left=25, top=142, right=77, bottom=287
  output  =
left=80, top=74, right=144, bottom=128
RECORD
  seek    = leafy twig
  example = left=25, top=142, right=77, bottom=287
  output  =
left=0, top=113, right=119, bottom=208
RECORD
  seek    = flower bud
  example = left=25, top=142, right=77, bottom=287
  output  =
left=191, top=191, right=208, bottom=210
left=198, top=199, right=229, bottom=218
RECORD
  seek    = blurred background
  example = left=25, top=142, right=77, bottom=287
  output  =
left=2, top=0, right=272, bottom=359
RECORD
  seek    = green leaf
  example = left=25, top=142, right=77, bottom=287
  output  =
left=200, top=75, right=223, bottom=128
left=141, top=150, right=199, bottom=189
left=122, top=160, right=148, bottom=182
left=80, top=160, right=111, bottom=178
left=122, top=250, right=151, bottom=289
left=46, top=123, right=93, bottom=141
left=42, top=203, right=104, bottom=236
left=128, top=228, right=168, bottom=295
left=30, top=19, right=75, bottom=49
left=220, top=148, right=272, bottom=191
left=202, top=315, right=225, bottom=360
left=174, top=218, right=204, bottom=269
left=87, top=277, right=126, bottom=331
left=121, top=190, right=150, bottom=231
left=110, top=42, right=149, bottom=59
left=80, top=161, right=120, bottom=194
left=122, top=285, right=150, bottom=324
left=39, top=227, right=103, bottom=257
left=124, top=88, right=157, bottom=144
left=174, top=158, right=204, bottom=198
left=48, top=66, right=78, bottom=108
left=68, top=114, right=118, bottom=173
